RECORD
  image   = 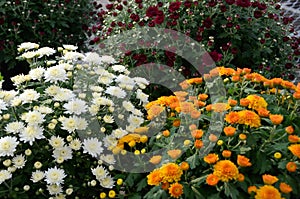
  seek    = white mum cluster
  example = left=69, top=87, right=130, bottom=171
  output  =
left=0, top=43, right=150, bottom=197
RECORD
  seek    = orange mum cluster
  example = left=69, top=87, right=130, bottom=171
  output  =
left=248, top=174, right=293, bottom=198
left=225, top=110, right=261, bottom=128
left=147, top=163, right=185, bottom=198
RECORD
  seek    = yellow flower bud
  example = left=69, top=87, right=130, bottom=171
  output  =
left=217, top=140, right=223, bottom=146
left=108, top=190, right=116, bottom=198
left=117, top=178, right=123, bottom=185
left=274, top=152, right=282, bottom=159
left=100, top=192, right=106, bottom=199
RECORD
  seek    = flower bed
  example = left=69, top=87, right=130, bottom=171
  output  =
left=0, top=42, right=299, bottom=198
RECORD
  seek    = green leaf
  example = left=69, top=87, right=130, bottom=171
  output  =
left=224, top=183, right=239, bottom=199
left=186, top=153, right=200, bottom=169
left=136, top=178, right=147, bottom=192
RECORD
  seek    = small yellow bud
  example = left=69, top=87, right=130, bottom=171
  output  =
left=117, top=178, right=123, bottom=185
left=274, top=152, right=282, bottom=159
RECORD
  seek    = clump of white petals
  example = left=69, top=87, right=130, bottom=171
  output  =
left=0, top=136, right=19, bottom=157
left=45, top=166, right=66, bottom=185
left=82, top=137, right=103, bottom=158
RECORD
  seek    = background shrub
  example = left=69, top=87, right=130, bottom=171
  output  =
left=0, top=0, right=93, bottom=89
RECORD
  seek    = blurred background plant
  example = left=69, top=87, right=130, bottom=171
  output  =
left=87, top=0, right=300, bottom=81
left=0, top=0, right=93, bottom=90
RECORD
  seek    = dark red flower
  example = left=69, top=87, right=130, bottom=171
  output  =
left=282, top=36, right=289, bottom=42
left=170, top=13, right=180, bottom=20
left=209, top=51, right=223, bottom=62
left=225, top=0, right=235, bottom=5
left=146, top=6, right=159, bottom=18
left=106, top=4, right=114, bottom=10
left=184, top=1, right=192, bottom=8
left=231, top=47, right=238, bottom=55
left=135, top=0, right=142, bottom=3
left=203, top=17, right=213, bottom=29
left=251, top=1, right=259, bottom=7
left=236, top=0, right=251, bottom=8
left=208, top=0, right=217, bottom=7
left=138, top=21, right=145, bottom=26
left=254, top=10, right=262, bottom=18
left=169, top=2, right=181, bottom=13
left=130, top=13, right=140, bottom=22
left=148, top=21, right=155, bottom=27
left=116, top=5, right=123, bottom=11
left=154, top=14, right=164, bottom=24
left=220, top=5, right=227, bottom=12
left=258, top=3, right=267, bottom=10
left=285, top=63, right=292, bottom=69
left=157, top=2, right=163, bottom=7
left=226, top=22, right=233, bottom=28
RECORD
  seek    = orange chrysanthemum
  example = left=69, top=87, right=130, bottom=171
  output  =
left=257, top=108, right=270, bottom=117
left=223, top=126, right=236, bottom=136
left=255, top=185, right=281, bottom=199
left=179, top=80, right=190, bottom=90
left=149, top=155, right=162, bottom=165
left=180, top=162, right=189, bottom=171
left=269, top=114, right=284, bottom=125
left=248, top=186, right=257, bottom=194
left=167, top=149, right=182, bottom=160
left=147, top=169, right=162, bottom=186
left=293, top=92, right=300, bottom=99
left=238, top=110, right=261, bottom=128
left=288, top=135, right=300, bottom=143
left=179, top=101, right=194, bottom=113
left=285, top=126, right=294, bottom=134
left=240, top=98, right=250, bottom=107
left=191, top=129, right=204, bottom=139
left=237, top=173, right=245, bottom=182
left=161, top=182, right=170, bottom=190
left=232, top=75, right=240, bottom=82
left=279, top=182, right=292, bottom=194
left=205, top=104, right=212, bottom=111
left=160, top=163, right=183, bottom=183
left=147, top=105, right=165, bottom=120
left=213, top=160, right=239, bottom=182
left=194, top=139, right=203, bottom=149
left=262, top=174, right=278, bottom=185
left=198, top=93, right=209, bottom=101
left=225, top=111, right=240, bottom=124
left=246, top=95, right=268, bottom=111
left=134, top=126, right=149, bottom=134
left=187, top=77, right=203, bottom=84
left=211, top=103, right=231, bottom=112
left=228, top=99, right=237, bottom=106
left=173, top=119, right=181, bottom=127
left=222, top=150, right=232, bottom=158
left=168, top=182, right=183, bottom=198
left=206, top=174, right=219, bottom=186
left=237, top=155, right=252, bottom=167
left=286, top=161, right=297, bottom=172
left=190, top=109, right=201, bottom=119
left=204, top=153, right=219, bottom=164
left=288, top=144, right=300, bottom=158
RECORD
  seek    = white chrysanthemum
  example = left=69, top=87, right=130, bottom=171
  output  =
left=44, top=65, right=67, bottom=83
left=103, top=115, right=114, bottom=124
left=98, top=75, right=114, bottom=85
left=63, top=51, right=85, bottom=60
left=0, top=170, right=12, bottom=184
left=58, top=63, right=73, bottom=71
left=17, top=42, right=39, bottom=52
left=136, top=89, right=149, bottom=104
left=22, top=110, right=45, bottom=125
left=45, top=85, right=61, bottom=96
left=100, top=154, right=116, bottom=165
left=53, top=194, right=66, bottom=199
left=49, top=136, right=65, bottom=149
left=61, top=116, right=88, bottom=133
left=31, top=170, right=45, bottom=183
left=62, top=44, right=78, bottom=51
left=11, top=74, right=28, bottom=86
left=82, top=137, right=103, bottom=158
left=112, top=64, right=127, bottom=72
left=0, top=136, right=19, bottom=157
left=69, top=139, right=81, bottom=151
left=122, top=101, right=135, bottom=112
left=84, top=52, right=102, bottom=64
left=134, top=77, right=149, bottom=89
left=0, top=99, right=7, bottom=114
left=45, top=166, right=66, bottom=185
left=52, top=146, right=72, bottom=161
left=112, top=128, right=128, bottom=139
left=103, top=135, right=118, bottom=149
left=100, top=175, right=114, bottom=188
left=63, top=99, right=87, bottom=115
left=126, top=125, right=136, bottom=133
left=132, top=108, right=143, bottom=117
left=47, top=184, right=63, bottom=195
left=105, top=86, right=126, bottom=98
left=88, top=104, right=99, bottom=116
left=36, top=47, right=56, bottom=57
left=5, top=121, right=25, bottom=134
left=19, top=89, right=40, bottom=104
left=115, top=74, right=135, bottom=86
left=92, top=96, right=113, bottom=106
left=100, top=55, right=116, bottom=64
left=12, top=154, right=26, bottom=169
left=53, top=88, right=75, bottom=102
left=89, top=85, right=104, bottom=92
left=127, top=115, right=144, bottom=127
left=36, top=106, right=53, bottom=114
left=29, top=67, right=45, bottom=80
left=0, top=90, right=18, bottom=103
left=20, top=125, right=44, bottom=145
left=91, top=165, right=108, bottom=180
left=21, top=51, right=37, bottom=59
